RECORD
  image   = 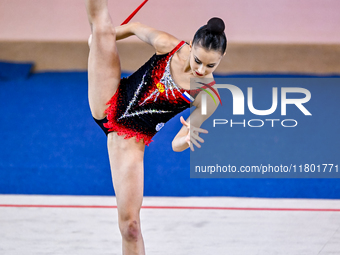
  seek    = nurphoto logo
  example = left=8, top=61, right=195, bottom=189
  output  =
left=198, top=82, right=312, bottom=128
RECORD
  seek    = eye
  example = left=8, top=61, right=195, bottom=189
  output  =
left=207, top=64, right=215, bottom=68
left=194, top=57, right=201, bottom=64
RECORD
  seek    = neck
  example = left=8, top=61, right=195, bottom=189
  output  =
left=183, top=57, right=192, bottom=73
left=179, top=45, right=192, bottom=73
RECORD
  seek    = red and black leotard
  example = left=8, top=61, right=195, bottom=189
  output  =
left=94, top=41, right=201, bottom=146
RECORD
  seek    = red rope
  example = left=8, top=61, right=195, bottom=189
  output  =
left=1, top=204, right=340, bottom=211
left=121, top=0, right=149, bottom=25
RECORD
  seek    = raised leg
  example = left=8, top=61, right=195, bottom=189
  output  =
left=86, top=0, right=121, bottom=119
left=107, top=133, right=146, bottom=255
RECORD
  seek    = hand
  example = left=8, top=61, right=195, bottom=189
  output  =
left=180, top=116, right=208, bottom=151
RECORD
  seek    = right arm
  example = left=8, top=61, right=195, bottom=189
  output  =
left=115, top=22, right=180, bottom=55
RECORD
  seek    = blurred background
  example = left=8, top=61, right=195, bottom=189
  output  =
left=1, top=0, right=340, bottom=73
left=0, top=0, right=339, bottom=198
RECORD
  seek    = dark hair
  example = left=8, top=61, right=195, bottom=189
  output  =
left=192, top=17, right=227, bottom=55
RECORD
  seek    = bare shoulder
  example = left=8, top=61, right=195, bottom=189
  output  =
left=154, top=33, right=182, bottom=55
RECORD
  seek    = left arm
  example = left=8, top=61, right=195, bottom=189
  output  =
left=88, top=22, right=180, bottom=54
left=115, top=22, right=180, bottom=54
left=172, top=87, right=220, bottom=152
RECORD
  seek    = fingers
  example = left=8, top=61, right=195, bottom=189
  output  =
left=180, top=116, right=209, bottom=151
left=184, top=134, right=194, bottom=151
left=190, top=125, right=208, bottom=144
left=194, top=127, right=208, bottom=134
left=190, top=136, right=201, bottom=149
left=189, top=141, right=194, bottom=151
left=191, top=130, right=204, bottom=143
left=186, top=130, right=205, bottom=151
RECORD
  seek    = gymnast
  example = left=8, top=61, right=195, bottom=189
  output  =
left=85, top=0, right=226, bottom=254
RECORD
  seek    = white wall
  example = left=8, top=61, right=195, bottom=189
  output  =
left=0, top=0, right=339, bottom=43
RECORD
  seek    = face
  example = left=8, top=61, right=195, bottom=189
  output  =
left=189, top=42, right=224, bottom=77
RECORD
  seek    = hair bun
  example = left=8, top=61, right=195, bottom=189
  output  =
left=206, top=17, right=225, bottom=35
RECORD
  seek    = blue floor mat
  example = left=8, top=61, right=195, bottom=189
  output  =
left=1, top=71, right=339, bottom=198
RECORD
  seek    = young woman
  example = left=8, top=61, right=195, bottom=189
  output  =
left=86, top=1, right=227, bottom=254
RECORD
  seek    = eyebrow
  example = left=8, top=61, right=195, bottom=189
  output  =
left=194, top=55, right=217, bottom=65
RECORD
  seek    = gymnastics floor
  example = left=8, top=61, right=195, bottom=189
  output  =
left=1, top=195, right=340, bottom=255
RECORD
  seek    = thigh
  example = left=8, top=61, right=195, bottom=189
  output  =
left=88, top=25, right=121, bottom=119
left=107, top=132, right=146, bottom=218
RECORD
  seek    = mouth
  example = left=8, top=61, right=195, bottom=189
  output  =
left=195, top=71, right=203, bottom=76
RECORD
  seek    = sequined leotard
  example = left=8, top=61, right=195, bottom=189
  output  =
left=94, top=40, right=201, bottom=146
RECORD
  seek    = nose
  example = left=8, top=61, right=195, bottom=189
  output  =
left=198, top=65, right=205, bottom=74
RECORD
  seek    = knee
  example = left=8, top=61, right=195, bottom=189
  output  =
left=119, top=217, right=142, bottom=242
